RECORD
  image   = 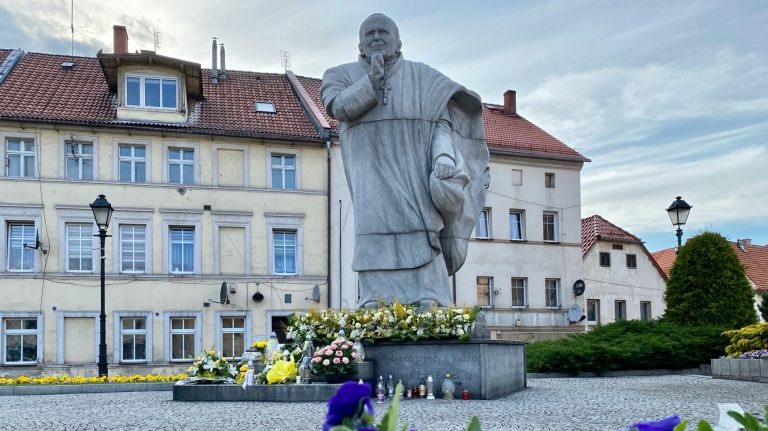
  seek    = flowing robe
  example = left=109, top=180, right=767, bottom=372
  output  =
left=321, top=55, right=488, bottom=306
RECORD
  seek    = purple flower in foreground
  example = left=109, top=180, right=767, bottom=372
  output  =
left=323, top=381, right=374, bottom=431
left=627, top=415, right=681, bottom=431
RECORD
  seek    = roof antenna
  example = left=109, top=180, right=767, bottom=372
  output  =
left=153, top=28, right=162, bottom=52
left=280, top=49, right=291, bottom=71
left=61, top=0, right=76, bottom=70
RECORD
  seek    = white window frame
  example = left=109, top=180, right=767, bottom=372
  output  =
left=509, top=210, right=524, bottom=241
left=65, top=222, right=95, bottom=273
left=113, top=311, right=152, bottom=364
left=510, top=277, right=527, bottom=308
left=125, top=74, right=179, bottom=110
left=56, top=207, right=98, bottom=274
left=270, top=154, right=297, bottom=190
left=6, top=221, right=35, bottom=272
left=475, top=208, right=491, bottom=239
left=161, top=210, right=202, bottom=275
left=265, top=213, right=304, bottom=276
left=163, top=311, right=202, bottom=362
left=119, top=224, right=147, bottom=274
left=162, top=141, right=199, bottom=185
left=4, top=137, right=37, bottom=178
left=545, top=278, right=561, bottom=308
left=213, top=212, right=252, bottom=276
left=60, top=135, right=98, bottom=181
left=114, top=139, right=150, bottom=183
left=169, top=226, right=195, bottom=274
left=476, top=276, right=494, bottom=308
left=111, top=208, right=153, bottom=274
left=265, top=147, right=300, bottom=190
left=215, top=311, right=251, bottom=360
left=543, top=211, right=559, bottom=242
left=1, top=313, right=43, bottom=365
left=0, top=205, right=42, bottom=273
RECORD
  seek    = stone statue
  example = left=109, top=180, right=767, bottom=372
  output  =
left=321, top=13, right=488, bottom=307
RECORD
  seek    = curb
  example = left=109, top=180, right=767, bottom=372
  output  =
left=527, top=368, right=705, bottom=378
left=0, top=382, right=174, bottom=396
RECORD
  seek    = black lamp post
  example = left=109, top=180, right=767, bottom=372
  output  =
left=666, top=196, right=692, bottom=250
left=90, top=194, right=114, bottom=377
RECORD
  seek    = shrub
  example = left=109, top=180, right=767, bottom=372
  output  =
left=664, top=231, right=757, bottom=328
left=723, top=323, right=768, bottom=357
left=526, top=320, right=728, bottom=374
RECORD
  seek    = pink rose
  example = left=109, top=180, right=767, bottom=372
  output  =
left=325, top=349, right=333, bottom=356
left=333, top=357, right=341, bottom=364
left=312, top=357, right=321, bottom=363
left=351, top=352, right=359, bottom=359
left=335, top=350, right=343, bottom=357
left=340, top=344, right=349, bottom=350
left=314, top=351, right=322, bottom=357
left=342, top=357, right=349, bottom=364
left=323, top=359, right=330, bottom=366
left=330, top=342, right=339, bottom=349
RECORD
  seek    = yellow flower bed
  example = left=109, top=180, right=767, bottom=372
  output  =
left=0, top=373, right=188, bottom=386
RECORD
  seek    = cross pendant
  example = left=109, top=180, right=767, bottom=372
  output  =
left=381, top=80, right=391, bottom=105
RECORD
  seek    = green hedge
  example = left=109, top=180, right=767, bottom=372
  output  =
left=526, top=320, right=728, bottom=374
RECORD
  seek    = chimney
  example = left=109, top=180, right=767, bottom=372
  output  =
left=211, top=37, right=219, bottom=84
left=113, top=25, right=129, bottom=54
left=219, top=43, right=227, bottom=81
left=503, top=90, right=517, bottom=115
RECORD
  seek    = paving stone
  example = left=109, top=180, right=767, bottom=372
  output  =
left=0, top=375, right=766, bottom=430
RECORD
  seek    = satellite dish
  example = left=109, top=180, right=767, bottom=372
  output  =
left=220, top=282, right=229, bottom=304
left=252, top=291, right=264, bottom=302
left=305, top=284, right=321, bottom=303
left=572, top=279, right=586, bottom=296
left=567, top=303, right=586, bottom=323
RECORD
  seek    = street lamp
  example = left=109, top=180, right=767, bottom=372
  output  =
left=90, top=194, right=114, bottom=377
left=666, top=196, right=692, bottom=250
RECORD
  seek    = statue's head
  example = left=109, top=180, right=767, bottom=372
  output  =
left=358, top=13, right=402, bottom=61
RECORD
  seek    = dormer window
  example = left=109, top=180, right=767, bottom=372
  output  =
left=126, top=75, right=178, bottom=109
left=255, top=101, right=276, bottom=113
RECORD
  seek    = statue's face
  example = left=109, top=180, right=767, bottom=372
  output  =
left=358, top=15, right=401, bottom=60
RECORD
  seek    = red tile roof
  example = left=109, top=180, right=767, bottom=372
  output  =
left=0, top=49, right=322, bottom=142
left=483, top=104, right=589, bottom=162
left=582, top=215, right=668, bottom=281
left=294, top=75, right=588, bottom=163
left=652, top=241, right=768, bottom=292
left=581, top=214, right=642, bottom=256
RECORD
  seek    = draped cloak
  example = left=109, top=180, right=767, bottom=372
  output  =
left=321, top=55, right=488, bottom=305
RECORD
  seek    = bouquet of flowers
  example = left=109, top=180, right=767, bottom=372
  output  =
left=311, top=337, right=358, bottom=377
left=188, top=348, right=237, bottom=382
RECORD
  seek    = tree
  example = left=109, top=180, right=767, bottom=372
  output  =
left=759, top=291, right=768, bottom=322
left=664, top=231, right=756, bottom=328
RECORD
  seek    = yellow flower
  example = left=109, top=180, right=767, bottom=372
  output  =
left=266, top=360, right=297, bottom=384
left=209, top=350, right=215, bottom=356
left=253, top=341, right=268, bottom=349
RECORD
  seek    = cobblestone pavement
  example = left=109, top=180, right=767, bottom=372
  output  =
left=1, top=376, right=766, bottom=431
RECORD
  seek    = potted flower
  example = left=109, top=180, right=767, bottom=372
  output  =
left=311, top=337, right=358, bottom=383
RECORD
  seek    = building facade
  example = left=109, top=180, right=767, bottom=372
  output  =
left=0, top=30, right=329, bottom=376
left=580, top=215, right=668, bottom=327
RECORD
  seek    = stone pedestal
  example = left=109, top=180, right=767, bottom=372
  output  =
left=364, top=340, right=526, bottom=400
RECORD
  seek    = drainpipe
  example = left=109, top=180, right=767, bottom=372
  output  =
left=326, top=141, right=332, bottom=309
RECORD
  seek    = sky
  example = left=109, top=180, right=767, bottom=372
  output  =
left=2, top=0, right=766, bottom=252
